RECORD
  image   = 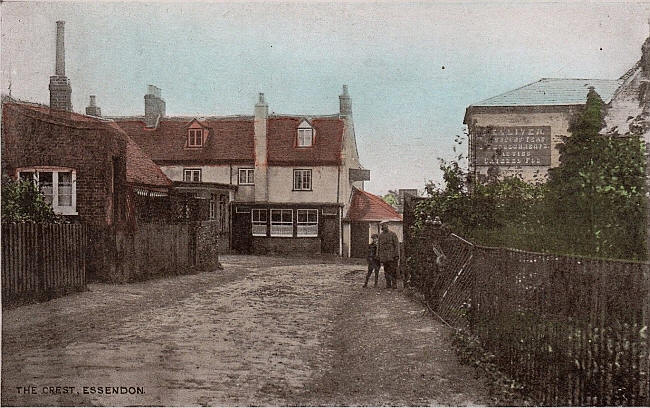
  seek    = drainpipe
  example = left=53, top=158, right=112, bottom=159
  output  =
left=337, top=165, right=342, bottom=256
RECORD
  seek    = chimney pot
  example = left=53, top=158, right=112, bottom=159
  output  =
left=85, top=95, right=101, bottom=117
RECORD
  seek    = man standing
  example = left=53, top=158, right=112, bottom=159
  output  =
left=378, top=222, right=400, bottom=289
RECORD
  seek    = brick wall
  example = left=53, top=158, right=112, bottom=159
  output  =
left=194, top=220, right=222, bottom=271
left=89, top=221, right=222, bottom=283
left=252, top=236, right=321, bottom=255
left=101, top=223, right=191, bottom=282
left=2, top=103, right=132, bottom=280
left=2, top=103, right=128, bottom=228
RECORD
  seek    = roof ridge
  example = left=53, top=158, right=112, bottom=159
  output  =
left=538, top=77, right=621, bottom=82
left=471, top=79, right=545, bottom=106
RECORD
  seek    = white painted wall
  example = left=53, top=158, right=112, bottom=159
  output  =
left=267, top=166, right=339, bottom=203
left=342, top=222, right=351, bottom=258
left=160, top=164, right=230, bottom=183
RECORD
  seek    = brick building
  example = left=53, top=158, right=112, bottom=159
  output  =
left=1, top=98, right=175, bottom=278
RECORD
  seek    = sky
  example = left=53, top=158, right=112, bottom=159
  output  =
left=2, top=1, right=649, bottom=195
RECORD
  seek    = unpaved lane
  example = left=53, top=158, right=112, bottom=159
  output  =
left=2, top=256, right=489, bottom=406
left=293, top=285, right=491, bottom=406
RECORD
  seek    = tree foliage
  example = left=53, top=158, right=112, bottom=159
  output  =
left=1, top=176, right=60, bottom=223
left=382, top=191, right=398, bottom=208
left=414, top=88, right=646, bottom=260
left=548, top=88, right=646, bottom=259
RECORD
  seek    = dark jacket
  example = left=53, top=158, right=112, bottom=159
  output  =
left=367, top=242, right=378, bottom=262
left=378, top=229, right=399, bottom=263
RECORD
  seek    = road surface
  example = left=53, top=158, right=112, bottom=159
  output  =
left=2, top=255, right=489, bottom=406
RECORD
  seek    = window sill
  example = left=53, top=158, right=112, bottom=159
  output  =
left=292, top=189, right=313, bottom=192
left=239, top=183, right=255, bottom=186
left=54, top=208, right=78, bottom=216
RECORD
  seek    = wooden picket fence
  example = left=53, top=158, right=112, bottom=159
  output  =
left=407, top=229, right=650, bottom=405
left=2, top=223, right=87, bottom=304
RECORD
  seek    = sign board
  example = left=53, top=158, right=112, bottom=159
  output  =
left=349, top=168, right=371, bottom=182
left=473, top=126, right=552, bottom=166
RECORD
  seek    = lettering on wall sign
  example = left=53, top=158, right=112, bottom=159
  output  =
left=472, top=126, right=552, bottom=166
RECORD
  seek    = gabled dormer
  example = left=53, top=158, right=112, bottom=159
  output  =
left=186, top=119, right=207, bottom=148
left=296, top=119, right=315, bottom=147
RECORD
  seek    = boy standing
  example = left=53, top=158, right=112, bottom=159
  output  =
left=363, top=234, right=380, bottom=288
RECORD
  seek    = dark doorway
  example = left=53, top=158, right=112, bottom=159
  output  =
left=350, top=222, right=369, bottom=258
left=232, top=209, right=252, bottom=254
left=320, top=215, right=339, bottom=254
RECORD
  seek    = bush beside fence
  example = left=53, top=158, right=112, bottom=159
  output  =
left=406, top=223, right=650, bottom=405
left=2, top=223, right=87, bottom=306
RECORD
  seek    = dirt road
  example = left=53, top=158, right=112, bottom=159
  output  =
left=2, top=255, right=489, bottom=406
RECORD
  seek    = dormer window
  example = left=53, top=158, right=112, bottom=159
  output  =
left=297, top=120, right=314, bottom=147
left=187, top=128, right=203, bottom=147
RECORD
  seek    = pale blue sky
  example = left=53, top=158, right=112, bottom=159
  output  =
left=2, top=1, right=649, bottom=194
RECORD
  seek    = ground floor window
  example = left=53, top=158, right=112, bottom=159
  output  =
left=17, top=167, right=77, bottom=215
left=297, top=209, right=318, bottom=237
left=270, top=209, right=293, bottom=237
left=252, top=209, right=268, bottom=236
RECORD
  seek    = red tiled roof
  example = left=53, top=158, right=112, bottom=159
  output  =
left=114, top=118, right=255, bottom=164
left=105, top=122, right=172, bottom=188
left=346, top=187, right=403, bottom=222
left=113, top=115, right=344, bottom=166
left=125, top=136, right=173, bottom=188
left=267, top=117, right=344, bottom=165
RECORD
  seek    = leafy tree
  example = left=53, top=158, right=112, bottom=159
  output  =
left=382, top=191, right=398, bottom=208
left=548, top=88, right=646, bottom=259
left=1, top=176, right=59, bottom=223
left=412, top=89, right=645, bottom=260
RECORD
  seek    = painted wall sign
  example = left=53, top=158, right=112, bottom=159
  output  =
left=473, top=126, right=552, bottom=166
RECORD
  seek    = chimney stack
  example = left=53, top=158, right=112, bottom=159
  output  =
left=85, top=95, right=101, bottom=117
left=254, top=92, right=269, bottom=202
left=339, top=85, right=352, bottom=117
left=55, top=21, right=65, bottom=76
left=49, top=21, right=72, bottom=111
left=144, top=84, right=166, bottom=127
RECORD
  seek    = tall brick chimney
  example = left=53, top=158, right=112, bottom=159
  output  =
left=144, top=85, right=166, bottom=128
left=49, top=21, right=72, bottom=111
left=85, top=95, right=101, bottom=117
left=254, top=92, right=269, bottom=202
left=339, top=84, right=352, bottom=117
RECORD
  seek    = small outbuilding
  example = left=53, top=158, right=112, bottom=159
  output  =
left=344, top=187, right=403, bottom=258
